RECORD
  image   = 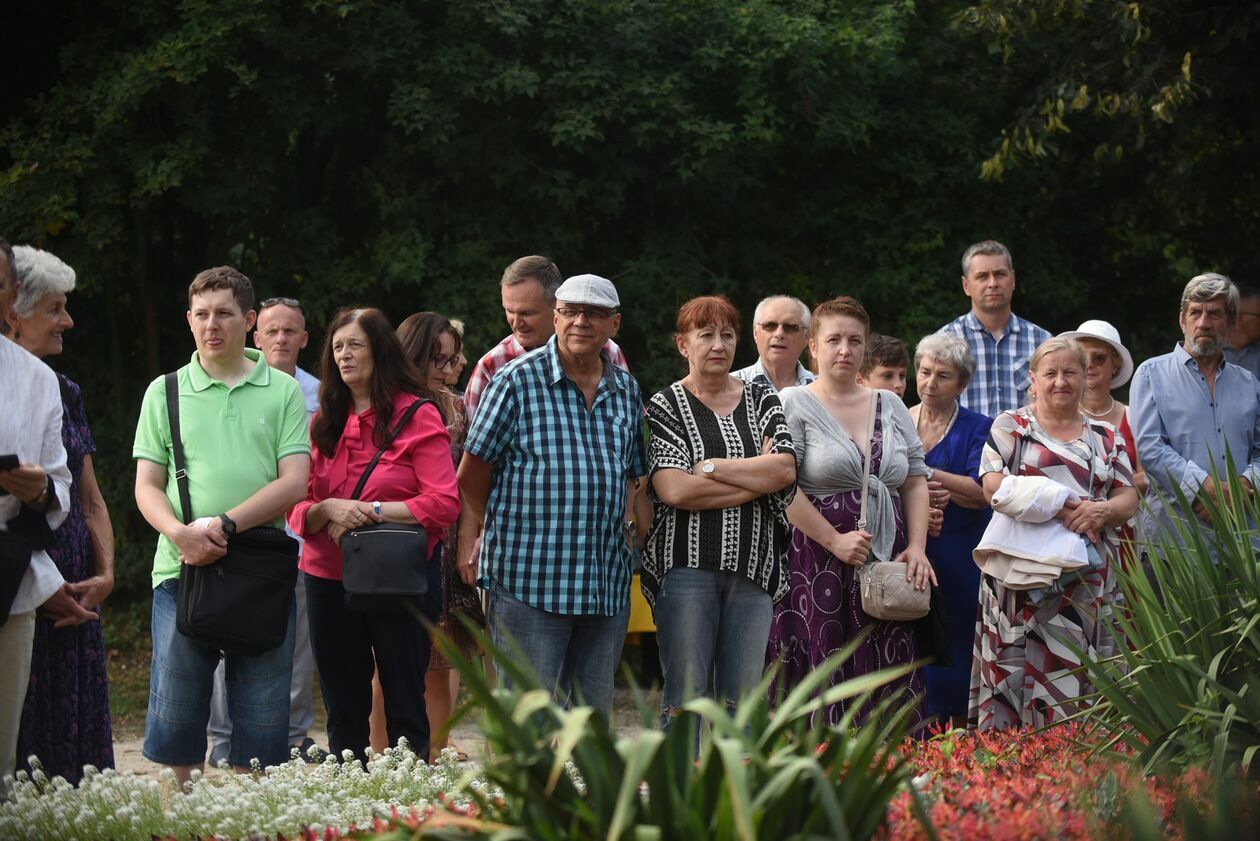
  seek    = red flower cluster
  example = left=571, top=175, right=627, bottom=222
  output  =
left=882, top=723, right=1249, bottom=840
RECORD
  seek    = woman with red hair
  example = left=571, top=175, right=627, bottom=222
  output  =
left=643, top=295, right=797, bottom=729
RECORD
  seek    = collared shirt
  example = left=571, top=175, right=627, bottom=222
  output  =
left=1129, top=343, right=1260, bottom=547
left=1224, top=342, right=1260, bottom=381
left=133, top=348, right=311, bottom=586
left=463, top=333, right=629, bottom=421
left=290, top=393, right=459, bottom=580
left=294, top=366, right=320, bottom=416
left=938, top=311, right=1051, bottom=417
left=463, top=335, right=647, bottom=615
left=0, top=336, right=70, bottom=614
left=732, top=357, right=815, bottom=391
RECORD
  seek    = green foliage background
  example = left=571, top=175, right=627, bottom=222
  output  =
left=2, top=0, right=1258, bottom=608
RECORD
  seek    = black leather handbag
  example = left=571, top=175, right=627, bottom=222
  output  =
left=339, top=398, right=431, bottom=612
left=165, top=372, right=298, bottom=656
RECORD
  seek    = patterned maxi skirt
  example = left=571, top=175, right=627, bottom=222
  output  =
left=968, top=540, right=1121, bottom=731
left=766, top=491, right=925, bottom=731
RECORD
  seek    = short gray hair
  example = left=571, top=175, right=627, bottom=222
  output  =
left=1181, top=272, right=1238, bottom=322
left=961, top=240, right=1013, bottom=276
left=752, top=295, right=811, bottom=331
left=12, top=246, right=76, bottom=318
left=915, top=333, right=976, bottom=389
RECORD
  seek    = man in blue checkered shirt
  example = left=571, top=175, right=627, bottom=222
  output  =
left=458, top=273, right=647, bottom=716
left=936, top=240, right=1051, bottom=417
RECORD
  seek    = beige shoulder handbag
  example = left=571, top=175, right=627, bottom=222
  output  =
left=855, top=391, right=931, bottom=622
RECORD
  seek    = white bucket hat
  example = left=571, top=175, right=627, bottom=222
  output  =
left=1058, top=319, right=1134, bottom=388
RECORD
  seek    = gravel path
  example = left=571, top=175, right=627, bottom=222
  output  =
left=111, top=687, right=658, bottom=778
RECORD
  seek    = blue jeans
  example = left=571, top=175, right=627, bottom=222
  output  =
left=488, top=584, right=628, bottom=716
left=144, top=578, right=296, bottom=768
left=654, top=567, right=772, bottom=728
left=209, top=573, right=316, bottom=756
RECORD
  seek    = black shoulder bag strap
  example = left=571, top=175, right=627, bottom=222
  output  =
left=347, top=398, right=431, bottom=502
left=165, top=372, right=193, bottom=526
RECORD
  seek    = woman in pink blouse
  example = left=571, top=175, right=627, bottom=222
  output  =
left=289, top=307, right=459, bottom=763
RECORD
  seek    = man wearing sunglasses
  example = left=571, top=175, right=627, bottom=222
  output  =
left=205, top=295, right=324, bottom=766
left=734, top=295, right=815, bottom=392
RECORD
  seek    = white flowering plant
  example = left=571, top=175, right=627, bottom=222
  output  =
left=0, top=743, right=493, bottom=841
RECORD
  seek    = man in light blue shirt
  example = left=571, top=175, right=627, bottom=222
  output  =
left=208, top=295, right=323, bottom=764
left=1129, top=273, right=1260, bottom=553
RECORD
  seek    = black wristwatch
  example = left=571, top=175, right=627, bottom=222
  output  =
left=218, top=513, right=238, bottom=539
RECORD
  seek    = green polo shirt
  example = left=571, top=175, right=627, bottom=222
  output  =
left=133, top=348, right=311, bottom=587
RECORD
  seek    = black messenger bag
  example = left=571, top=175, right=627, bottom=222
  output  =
left=165, top=372, right=298, bottom=656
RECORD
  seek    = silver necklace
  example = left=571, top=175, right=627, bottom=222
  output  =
left=1081, top=396, right=1116, bottom=419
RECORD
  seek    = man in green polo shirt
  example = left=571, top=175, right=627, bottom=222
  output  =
left=133, top=266, right=310, bottom=783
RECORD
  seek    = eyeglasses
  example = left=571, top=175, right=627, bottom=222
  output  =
left=758, top=320, right=803, bottom=334
left=259, top=296, right=301, bottom=311
left=556, top=306, right=615, bottom=321
left=432, top=354, right=460, bottom=370
left=1240, top=311, right=1260, bottom=318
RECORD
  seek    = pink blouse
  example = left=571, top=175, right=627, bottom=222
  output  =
left=290, top=393, right=461, bottom=580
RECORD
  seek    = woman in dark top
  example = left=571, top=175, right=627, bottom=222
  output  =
left=644, top=295, right=796, bottom=728
left=907, top=333, right=992, bottom=727
left=6, top=246, right=115, bottom=784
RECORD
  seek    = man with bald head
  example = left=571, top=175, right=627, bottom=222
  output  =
left=207, top=295, right=323, bottom=765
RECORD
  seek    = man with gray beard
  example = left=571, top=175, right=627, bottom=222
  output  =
left=1129, top=272, right=1260, bottom=553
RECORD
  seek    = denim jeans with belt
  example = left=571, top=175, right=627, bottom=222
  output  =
left=653, top=567, right=772, bottom=729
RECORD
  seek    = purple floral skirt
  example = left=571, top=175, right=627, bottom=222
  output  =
left=765, top=490, right=925, bottom=731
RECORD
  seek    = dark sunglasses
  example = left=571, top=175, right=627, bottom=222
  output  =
left=758, top=320, right=803, bottom=334
left=259, top=296, right=302, bottom=311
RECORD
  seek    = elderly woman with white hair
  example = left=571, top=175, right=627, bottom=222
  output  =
left=4, top=246, right=115, bottom=782
left=971, top=336, right=1137, bottom=731
left=908, top=333, right=992, bottom=726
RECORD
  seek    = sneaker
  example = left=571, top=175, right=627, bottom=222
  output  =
left=294, top=737, right=330, bottom=764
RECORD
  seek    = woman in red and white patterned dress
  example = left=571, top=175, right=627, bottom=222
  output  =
left=970, top=337, right=1138, bottom=731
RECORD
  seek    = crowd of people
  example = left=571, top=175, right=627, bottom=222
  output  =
left=1, top=235, right=1258, bottom=794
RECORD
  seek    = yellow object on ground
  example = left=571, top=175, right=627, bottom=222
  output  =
left=627, top=573, right=656, bottom=634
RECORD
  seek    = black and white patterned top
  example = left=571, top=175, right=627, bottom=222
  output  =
left=642, top=379, right=796, bottom=608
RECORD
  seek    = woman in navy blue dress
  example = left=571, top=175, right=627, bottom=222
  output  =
left=6, top=247, right=115, bottom=783
left=908, top=334, right=991, bottom=728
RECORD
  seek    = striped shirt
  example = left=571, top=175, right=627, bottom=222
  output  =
left=463, top=333, right=629, bottom=420
left=642, top=380, right=795, bottom=607
left=463, top=336, right=647, bottom=615
left=938, top=311, right=1051, bottom=417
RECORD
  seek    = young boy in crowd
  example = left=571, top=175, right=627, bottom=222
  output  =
left=858, top=333, right=910, bottom=399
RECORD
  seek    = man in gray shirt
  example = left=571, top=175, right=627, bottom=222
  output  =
left=1223, top=282, right=1260, bottom=379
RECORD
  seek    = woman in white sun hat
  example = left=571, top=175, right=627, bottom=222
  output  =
left=1058, top=320, right=1146, bottom=565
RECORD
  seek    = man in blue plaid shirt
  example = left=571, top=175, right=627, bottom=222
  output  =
left=936, top=240, right=1051, bottom=417
left=459, top=274, right=647, bottom=715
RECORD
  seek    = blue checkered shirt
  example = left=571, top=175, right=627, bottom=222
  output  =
left=938, top=311, right=1051, bottom=417
left=463, top=336, right=648, bottom=615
